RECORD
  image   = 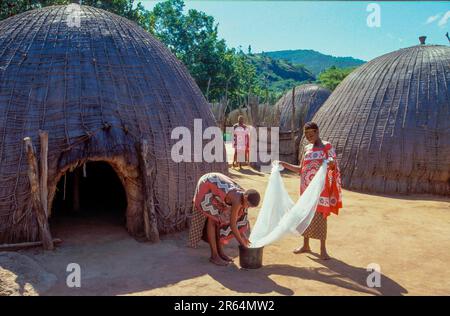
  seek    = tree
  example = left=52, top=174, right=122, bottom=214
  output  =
left=317, top=66, right=356, bottom=91
left=149, top=0, right=260, bottom=108
left=150, top=0, right=226, bottom=99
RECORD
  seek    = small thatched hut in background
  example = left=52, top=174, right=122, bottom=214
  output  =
left=312, top=43, right=450, bottom=195
left=277, top=84, right=331, bottom=164
left=226, top=95, right=280, bottom=128
left=0, top=5, right=227, bottom=245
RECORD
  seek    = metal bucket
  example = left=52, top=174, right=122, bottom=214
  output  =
left=239, top=245, right=263, bottom=269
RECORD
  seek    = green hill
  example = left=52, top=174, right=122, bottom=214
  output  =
left=262, top=49, right=365, bottom=76
left=245, top=53, right=315, bottom=96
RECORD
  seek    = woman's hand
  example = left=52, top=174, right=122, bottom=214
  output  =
left=239, top=234, right=250, bottom=248
left=278, top=161, right=301, bottom=173
left=240, top=238, right=250, bottom=248
left=328, top=159, right=336, bottom=170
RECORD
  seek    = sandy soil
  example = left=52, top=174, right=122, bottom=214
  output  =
left=1, top=166, right=449, bottom=296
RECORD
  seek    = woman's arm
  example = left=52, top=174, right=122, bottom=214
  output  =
left=279, top=161, right=301, bottom=173
left=229, top=193, right=249, bottom=248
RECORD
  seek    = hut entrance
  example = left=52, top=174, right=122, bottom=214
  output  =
left=50, top=161, right=127, bottom=230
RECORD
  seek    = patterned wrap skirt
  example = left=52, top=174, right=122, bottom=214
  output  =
left=188, top=173, right=249, bottom=248
left=302, top=211, right=327, bottom=240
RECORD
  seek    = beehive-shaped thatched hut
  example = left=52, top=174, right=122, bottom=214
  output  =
left=312, top=44, right=450, bottom=195
left=0, top=5, right=227, bottom=245
left=277, top=84, right=331, bottom=164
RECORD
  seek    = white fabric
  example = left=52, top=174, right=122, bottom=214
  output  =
left=249, top=160, right=328, bottom=248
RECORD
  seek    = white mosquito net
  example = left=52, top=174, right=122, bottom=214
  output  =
left=249, top=160, right=328, bottom=248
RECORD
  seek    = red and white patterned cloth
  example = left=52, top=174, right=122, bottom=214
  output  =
left=300, top=142, right=343, bottom=218
left=233, top=124, right=249, bottom=151
left=188, top=173, right=249, bottom=248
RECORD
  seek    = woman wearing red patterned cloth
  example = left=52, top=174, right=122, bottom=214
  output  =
left=188, top=172, right=260, bottom=266
left=279, top=122, right=342, bottom=260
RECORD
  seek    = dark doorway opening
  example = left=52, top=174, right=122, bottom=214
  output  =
left=50, top=161, right=127, bottom=230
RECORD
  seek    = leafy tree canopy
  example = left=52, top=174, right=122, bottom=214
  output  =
left=317, top=65, right=357, bottom=91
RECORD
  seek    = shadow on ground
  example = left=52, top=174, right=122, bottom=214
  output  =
left=4, top=218, right=406, bottom=296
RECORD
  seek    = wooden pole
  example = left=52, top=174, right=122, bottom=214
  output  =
left=136, top=139, right=160, bottom=243
left=72, top=168, right=80, bottom=212
left=0, top=239, right=62, bottom=252
left=24, top=137, right=54, bottom=250
left=205, top=77, right=211, bottom=102
left=222, top=100, right=228, bottom=133
left=39, top=130, right=48, bottom=216
left=291, top=86, right=296, bottom=139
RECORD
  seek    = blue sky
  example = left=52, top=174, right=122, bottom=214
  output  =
left=141, top=1, right=450, bottom=61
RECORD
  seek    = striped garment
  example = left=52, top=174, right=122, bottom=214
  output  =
left=188, top=173, right=249, bottom=248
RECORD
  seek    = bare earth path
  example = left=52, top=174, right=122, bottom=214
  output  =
left=1, top=166, right=449, bottom=296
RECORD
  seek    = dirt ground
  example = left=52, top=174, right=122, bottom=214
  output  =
left=1, top=166, right=449, bottom=296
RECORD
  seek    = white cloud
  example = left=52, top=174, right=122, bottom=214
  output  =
left=426, top=13, right=441, bottom=24
left=438, top=11, right=450, bottom=27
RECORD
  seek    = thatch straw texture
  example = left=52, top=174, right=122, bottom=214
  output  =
left=277, top=84, right=331, bottom=164
left=278, top=84, right=331, bottom=132
left=0, top=5, right=227, bottom=243
left=312, top=45, right=450, bottom=195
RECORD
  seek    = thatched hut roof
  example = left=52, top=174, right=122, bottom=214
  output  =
left=278, top=84, right=331, bottom=132
left=312, top=44, right=450, bottom=195
left=277, top=84, right=331, bottom=164
left=0, top=5, right=227, bottom=243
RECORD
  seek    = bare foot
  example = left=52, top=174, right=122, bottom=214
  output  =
left=319, top=252, right=331, bottom=260
left=209, top=256, right=229, bottom=266
left=219, top=253, right=233, bottom=262
left=293, top=246, right=311, bottom=254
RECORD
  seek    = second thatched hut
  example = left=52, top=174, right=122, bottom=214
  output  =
left=312, top=43, right=450, bottom=195
left=278, top=84, right=331, bottom=164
